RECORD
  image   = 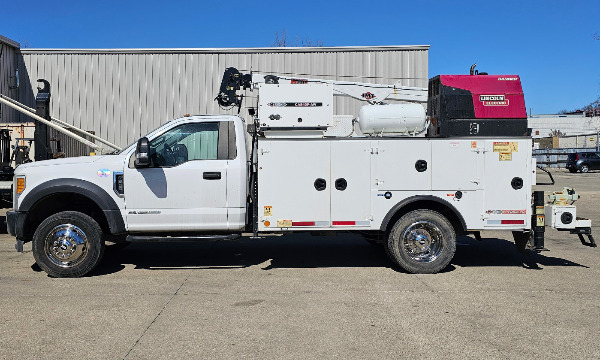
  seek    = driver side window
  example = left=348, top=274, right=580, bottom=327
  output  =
left=149, top=122, right=219, bottom=167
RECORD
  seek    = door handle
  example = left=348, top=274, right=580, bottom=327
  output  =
left=203, top=172, right=221, bottom=180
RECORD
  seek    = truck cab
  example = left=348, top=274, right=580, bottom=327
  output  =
left=7, top=115, right=248, bottom=277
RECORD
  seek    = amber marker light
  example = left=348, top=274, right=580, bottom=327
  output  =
left=264, top=221, right=271, bottom=227
left=16, top=177, right=25, bottom=194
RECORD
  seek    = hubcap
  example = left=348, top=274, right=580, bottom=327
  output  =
left=401, top=221, right=443, bottom=263
left=44, top=224, right=89, bottom=268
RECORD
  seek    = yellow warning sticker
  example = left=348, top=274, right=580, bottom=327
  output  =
left=277, top=219, right=292, bottom=227
left=499, top=152, right=512, bottom=161
left=536, top=215, right=545, bottom=227
left=493, top=142, right=519, bottom=153
left=264, top=206, right=272, bottom=216
left=535, top=206, right=545, bottom=215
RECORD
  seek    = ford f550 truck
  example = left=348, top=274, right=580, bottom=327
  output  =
left=6, top=67, right=594, bottom=277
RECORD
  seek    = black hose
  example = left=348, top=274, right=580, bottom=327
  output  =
left=536, top=165, right=555, bottom=185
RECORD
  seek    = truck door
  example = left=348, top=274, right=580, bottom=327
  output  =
left=123, top=121, right=232, bottom=232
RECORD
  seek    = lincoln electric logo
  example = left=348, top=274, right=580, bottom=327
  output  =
left=480, top=95, right=509, bottom=106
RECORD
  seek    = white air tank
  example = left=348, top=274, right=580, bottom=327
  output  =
left=358, top=104, right=426, bottom=135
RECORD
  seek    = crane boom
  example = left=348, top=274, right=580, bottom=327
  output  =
left=216, top=67, right=427, bottom=109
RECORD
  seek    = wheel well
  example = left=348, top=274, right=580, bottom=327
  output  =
left=382, top=200, right=466, bottom=235
left=23, top=193, right=110, bottom=241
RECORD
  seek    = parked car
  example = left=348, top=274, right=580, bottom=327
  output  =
left=566, top=152, right=600, bottom=173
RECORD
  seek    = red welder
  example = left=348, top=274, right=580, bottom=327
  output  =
left=427, top=65, right=528, bottom=137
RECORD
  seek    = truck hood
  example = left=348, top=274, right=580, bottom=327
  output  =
left=15, top=155, right=119, bottom=172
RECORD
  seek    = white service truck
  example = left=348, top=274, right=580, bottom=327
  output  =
left=6, top=67, right=594, bottom=277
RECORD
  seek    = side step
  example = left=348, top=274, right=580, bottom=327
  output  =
left=126, top=234, right=241, bottom=242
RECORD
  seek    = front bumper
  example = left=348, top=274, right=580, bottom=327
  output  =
left=6, top=210, right=27, bottom=239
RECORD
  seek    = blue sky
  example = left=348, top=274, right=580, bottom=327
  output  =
left=2, top=0, right=599, bottom=114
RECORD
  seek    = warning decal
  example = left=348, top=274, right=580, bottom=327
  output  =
left=277, top=220, right=292, bottom=227
left=493, top=142, right=519, bottom=153
left=499, top=152, right=512, bottom=161
left=264, top=206, right=272, bottom=216
left=536, top=215, right=545, bottom=227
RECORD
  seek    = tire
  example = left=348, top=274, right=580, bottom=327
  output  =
left=386, top=209, right=456, bottom=274
left=32, top=211, right=105, bottom=278
left=579, top=164, right=589, bottom=173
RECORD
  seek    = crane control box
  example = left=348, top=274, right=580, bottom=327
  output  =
left=258, top=83, right=333, bottom=131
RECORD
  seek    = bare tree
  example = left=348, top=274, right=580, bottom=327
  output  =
left=549, top=129, right=566, bottom=137
left=272, top=30, right=323, bottom=47
left=272, top=30, right=288, bottom=47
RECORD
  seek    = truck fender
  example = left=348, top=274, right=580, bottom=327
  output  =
left=379, top=195, right=467, bottom=233
left=19, top=178, right=126, bottom=234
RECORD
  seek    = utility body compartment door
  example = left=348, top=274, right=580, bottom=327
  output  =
left=481, top=139, right=532, bottom=229
left=372, top=139, right=432, bottom=191
left=330, top=140, right=373, bottom=226
left=431, top=139, right=483, bottom=190
left=257, top=140, right=330, bottom=231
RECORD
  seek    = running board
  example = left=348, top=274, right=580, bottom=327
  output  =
left=126, top=234, right=241, bottom=242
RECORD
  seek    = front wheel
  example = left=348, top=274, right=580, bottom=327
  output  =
left=579, top=164, right=589, bottom=173
left=32, top=211, right=105, bottom=278
left=386, top=209, right=456, bottom=274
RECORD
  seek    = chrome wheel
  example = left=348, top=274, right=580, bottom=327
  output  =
left=44, top=224, right=90, bottom=268
left=387, top=209, right=456, bottom=274
left=580, top=164, right=589, bottom=173
left=33, top=211, right=105, bottom=277
left=401, top=221, right=443, bottom=263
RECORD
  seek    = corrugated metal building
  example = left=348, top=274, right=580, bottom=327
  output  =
left=6, top=44, right=428, bottom=152
left=0, top=35, right=20, bottom=123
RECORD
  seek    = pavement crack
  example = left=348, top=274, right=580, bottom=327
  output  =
left=122, top=269, right=194, bottom=360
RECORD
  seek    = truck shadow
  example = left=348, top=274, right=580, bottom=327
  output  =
left=88, top=233, right=587, bottom=277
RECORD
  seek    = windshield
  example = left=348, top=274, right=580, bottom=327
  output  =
left=114, top=121, right=175, bottom=155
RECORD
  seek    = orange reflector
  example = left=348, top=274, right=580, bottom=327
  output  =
left=16, top=177, right=25, bottom=194
left=264, top=221, right=270, bottom=227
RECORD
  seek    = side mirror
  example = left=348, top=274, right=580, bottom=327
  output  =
left=134, top=137, right=150, bottom=168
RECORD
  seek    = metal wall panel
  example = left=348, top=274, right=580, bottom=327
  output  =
left=16, top=46, right=428, bottom=153
left=0, top=36, right=20, bottom=123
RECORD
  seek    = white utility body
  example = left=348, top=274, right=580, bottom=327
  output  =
left=6, top=68, right=594, bottom=278
left=257, top=137, right=532, bottom=232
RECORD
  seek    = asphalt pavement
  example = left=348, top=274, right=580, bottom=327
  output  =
left=0, top=169, right=599, bottom=359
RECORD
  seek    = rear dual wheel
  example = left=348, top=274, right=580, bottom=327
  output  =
left=32, top=211, right=105, bottom=278
left=386, top=210, right=456, bottom=274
